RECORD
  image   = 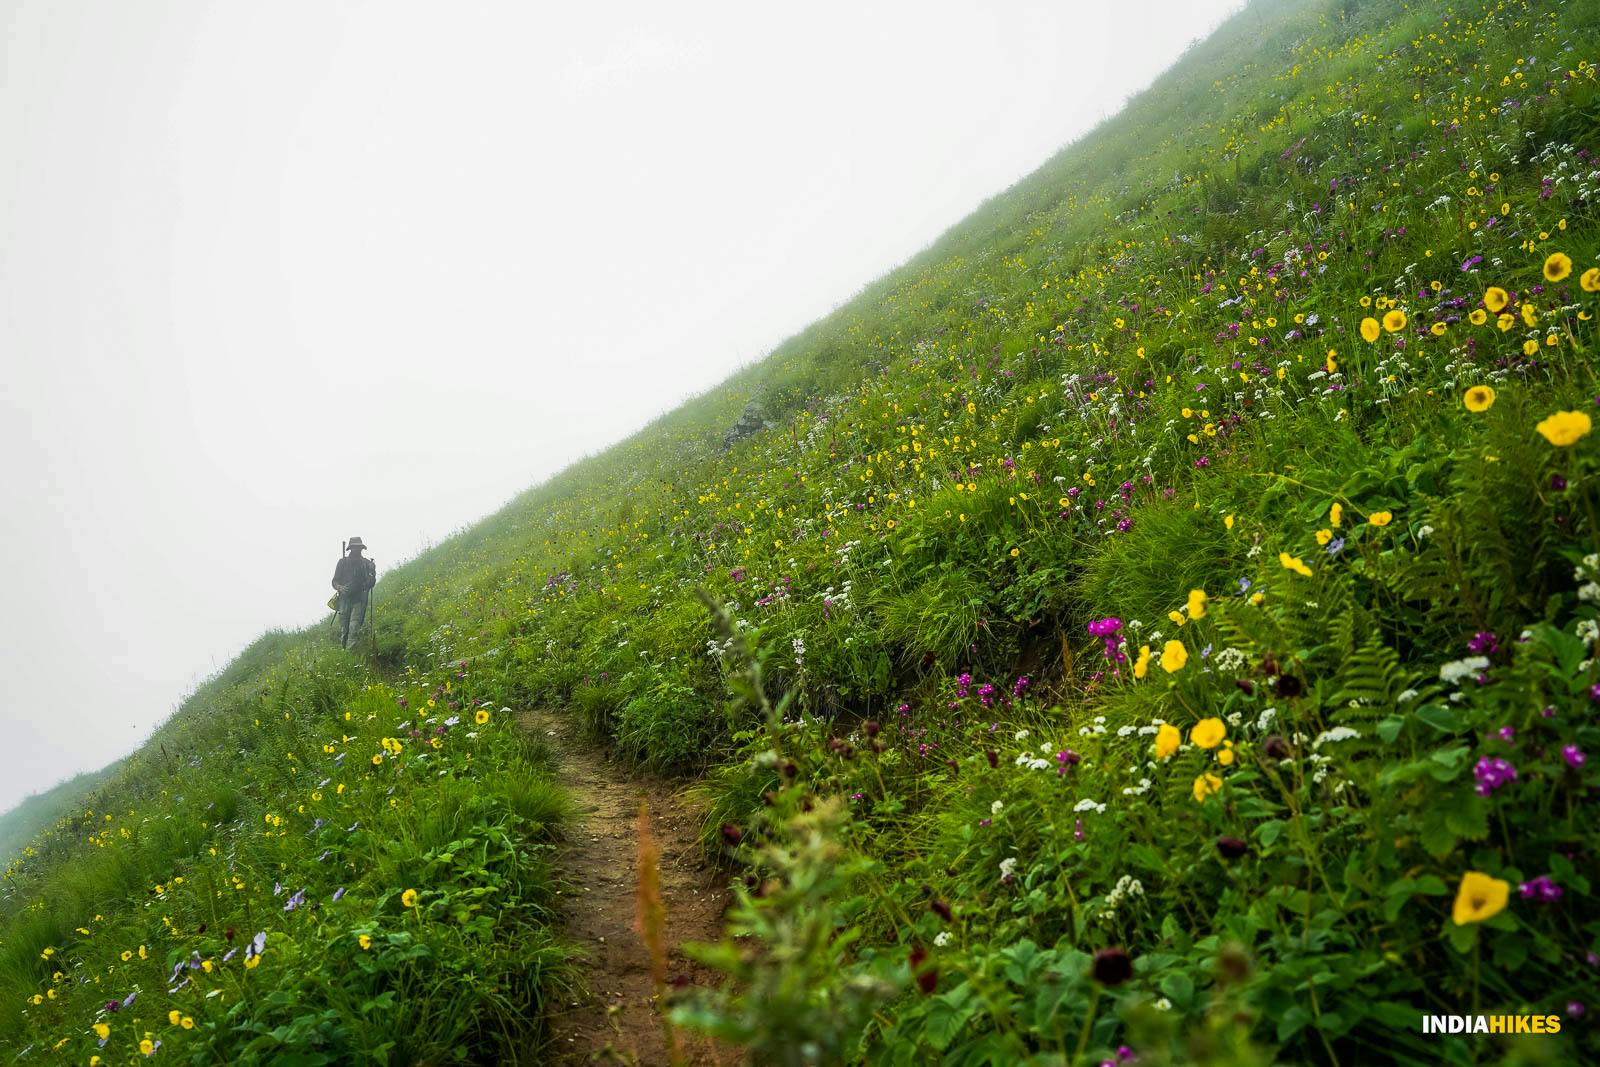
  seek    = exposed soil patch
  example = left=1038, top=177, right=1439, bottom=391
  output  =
left=521, top=709, right=736, bottom=1066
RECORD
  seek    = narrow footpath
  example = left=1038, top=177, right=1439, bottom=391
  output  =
left=520, top=709, right=736, bottom=1066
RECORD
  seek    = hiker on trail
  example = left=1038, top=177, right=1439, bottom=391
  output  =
left=331, top=536, right=377, bottom=649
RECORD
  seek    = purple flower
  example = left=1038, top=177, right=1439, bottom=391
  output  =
left=1473, top=756, right=1517, bottom=796
left=1570, top=1002, right=1587, bottom=1019
left=1496, top=726, right=1515, bottom=745
left=1325, top=537, right=1345, bottom=556
left=284, top=888, right=307, bottom=912
left=1518, top=875, right=1562, bottom=902
left=331, top=886, right=346, bottom=902
left=1564, top=745, right=1587, bottom=769
left=1468, top=631, right=1499, bottom=655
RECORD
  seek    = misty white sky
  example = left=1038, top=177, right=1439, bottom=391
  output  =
left=0, top=0, right=1243, bottom=813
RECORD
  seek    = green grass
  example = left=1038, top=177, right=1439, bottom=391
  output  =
left=7, top=0, right=1600, bottom=1062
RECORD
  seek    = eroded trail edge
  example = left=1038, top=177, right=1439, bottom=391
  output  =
left=521, top=709, right=734, bottom=1066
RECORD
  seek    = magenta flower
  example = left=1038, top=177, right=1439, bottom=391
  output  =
left=1473, top=756, right=1517, bottom=796
left=1518, top=875, right=1562, bottom=902
left=1563, top=744, right=1587, bottom=769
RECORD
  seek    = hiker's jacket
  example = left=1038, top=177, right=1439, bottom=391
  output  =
left=332, top=555, right=377, bottom=598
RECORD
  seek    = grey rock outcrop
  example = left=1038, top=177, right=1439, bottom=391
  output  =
left=722, top=397, right=774, bottom=452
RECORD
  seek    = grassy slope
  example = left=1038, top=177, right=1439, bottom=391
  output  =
left=6, top=0, right=1600, bottom=1063
left=0, top=770, right=122, bottom=871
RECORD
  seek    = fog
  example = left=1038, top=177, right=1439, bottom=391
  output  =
left=0, top=0, right=1244, bottom=813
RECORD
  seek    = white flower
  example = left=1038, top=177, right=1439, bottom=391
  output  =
left=1397, top=689, right=1419, bottom=704
left=991, top=800, right=1004, bottom=815
left=1255, top=707, right=1277, bottom=731
left=1577, top=619, right=1600, bottom=645
left=933, top=931, right=951, bottom=948
left=1580, top=582, right=1600, bottom=604
left=1073, top=798, right=1106, bottom=814
left=1155, top=997, right=1173, bottom=1011
left=999, top=856, right=1018, bottom=881
left=1439, top=656, right=1490, bottom=685
left=1313, top=727, right=1361, bottom=749
left=1014, top=729, right=1031, bottom=741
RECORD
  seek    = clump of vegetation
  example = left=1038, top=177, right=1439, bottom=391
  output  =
left=6, top=0, right=1600, bottom=1062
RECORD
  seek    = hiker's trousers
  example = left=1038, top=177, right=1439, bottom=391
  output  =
left=338, top=592, right=369, bottom=649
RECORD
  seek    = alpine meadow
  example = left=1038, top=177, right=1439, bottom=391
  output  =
left=5, top=0, right=1600, bottom=1063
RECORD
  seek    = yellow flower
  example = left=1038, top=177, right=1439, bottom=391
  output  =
left=1329, top=502, right=1343, bottom=527
left=1359, top=317, right=1380, bottom=342
left=371, top=753, right=383, bottom=766
left=121, top=950, right=132, bottom=962
left=244, top=954, right=261, bottom=970
left=1192, top=773, right=1223, bottom=803
left=1154, top=723, right=1181, bottom=760
left=359, top=934, right=373, bottom=951
left=1428, top=322, right=1446, bottom=336
left=1522, top=339, right=1540, bottom=357
left=1160, top=640, right=1188, bottom=673
left=1368, top=511, right=1393, bottom=527
left=1190, top=718, right=1226, bottom=749
left=1543, top=252, right=1572, bottom=282
left=1250, top=591, right=1265, bottom=605
left=140, top=1040, right=154, bottom=1056
left=1133, top=645, right=1151, bottom=680
left=1463, top=385, right=1495, bottom=412
left=1536, top=410, right=1593, bottom=447
left=1186, top=588, right=1207, bottom=619
left=1496, top=312, right=1515, bottom=331
left=1582, top=267, right=1600, bottom=293
left=1451, top=870, right=1509, bottom=924
left=402, top=888, right=419, bottom=908
left=1484, top=286, right=1509, bottom=313
left=1279, top=551, right=1312, bottom=577
left=1217, top=743, right=1236, bottom=766
left=1009, top=547, right=1020, bottom=558
left=1223, top=513, right=1235, bottom=530
left=475, top=708, right=491, bottom=725
left=1315, top=528, right=1332, bottom=545
left=1382, top=309, right=1407, bottom=332
left=169, top=1010, right=182, bottom=1026
left=1468, top=308, right=1487, bottom=326
left=94, top=1023, right=111, bottom=1041
left=138, top=945, right=146, bottom=960
left=181, top=1017, right=194, bottom=1030
left=1521, top=302, right=1538, bottom=327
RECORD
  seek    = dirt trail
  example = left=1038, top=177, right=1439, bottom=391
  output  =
left=521, top=709, right=736, bottom=1066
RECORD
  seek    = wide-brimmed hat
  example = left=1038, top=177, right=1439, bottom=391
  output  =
left=347, top=536, right=367, bottom=550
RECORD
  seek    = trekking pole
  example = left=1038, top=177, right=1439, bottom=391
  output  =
left=367, top=558, right=377, bottom=659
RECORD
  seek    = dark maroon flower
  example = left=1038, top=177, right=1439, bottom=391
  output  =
left=909, top=946, right=938, bottom=994
left=864, top=720, right=881, bottom=738
left=1263, top=735, right=1292, bottom=761
left=720, top=823, right=743, bottom=846
left=985, top=748, right=999, bottom=768
left=1216, top=835, right=1249, bottom=860
left=929, top=898, right=952, bottom=922
left=1091, top=947, right=1135, bottom=986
